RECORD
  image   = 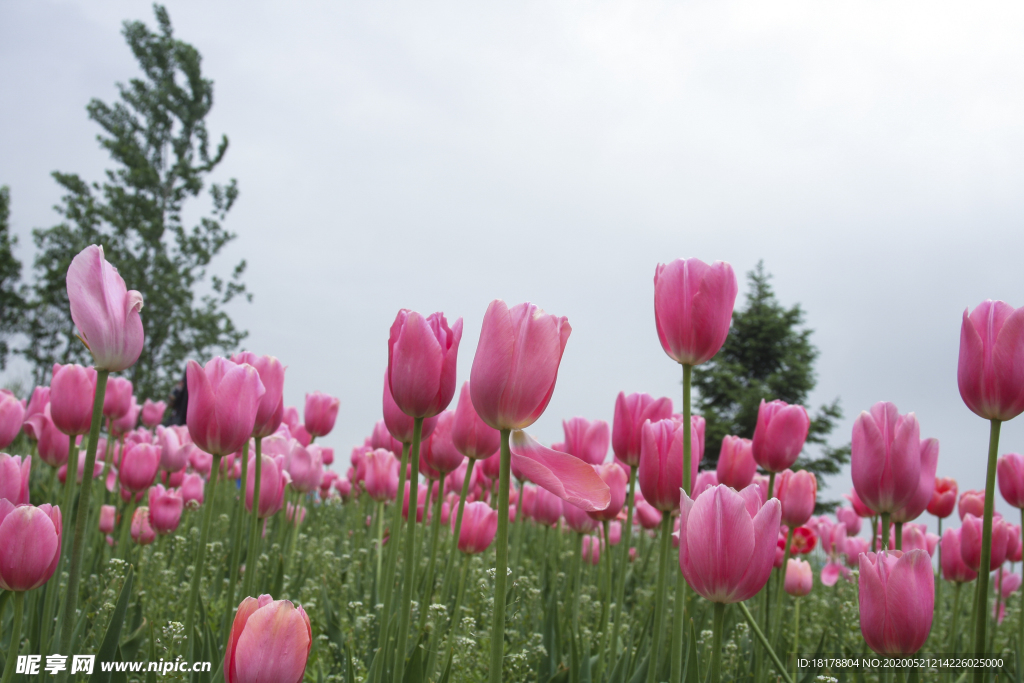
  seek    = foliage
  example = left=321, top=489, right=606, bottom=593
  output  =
left=0, top=186, right=25, bottom=370
left=21, top=4, right=248, bottom=401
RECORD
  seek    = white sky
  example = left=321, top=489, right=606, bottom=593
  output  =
left=3, top=1, right=1024, bottom=528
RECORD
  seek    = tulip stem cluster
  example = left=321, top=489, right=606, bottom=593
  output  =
left=488, top=428, right=513, bottom=683
left=184, top=453, right=222, bottom=654
left=394, top=417, right=424, bottom=683
left=972, top=418, right=1002, bottom=682
left=646, top=514, right=673, bottom=683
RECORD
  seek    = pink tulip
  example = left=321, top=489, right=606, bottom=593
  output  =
left=588, top=463, right=627, bottom=522
left=387, top=309, right=463, bottom=419
left=0, top=500, right=62, bottom=591
left=187, top=357, right=266, bottom=456
left=66, top=245, right=144, bottom=372
left=958, top=490, right=985, bottom=520
left=716, top=435, right=756, bottom=490
left=608, top=521, right=622, bottom=546
left=635, top=498, right=663, bottom=529
left=836, top=507, right=862, bottom=536
left=508, top=431, right=611, bottom=512
left=858, top=550, right=934, bottom=655
left=901, top=524, right=935, bottom=556
left=24, top=407, right=71, bottom=468
left=285, top=442, right=322, bottom=493
left=230, top=353, right=286, bottom=438
left=563, top=500, right=599, bottom=533
left=24, top=386, right=50, bottom=422
left=129, top=506, right=155, bottom=545
left=286, top=503, right=307, bottom=526
left=99, top=504, right=116, bottom=534
left=961, top=513, right=1010, bottom=571
left=148, top=485, right=183, bottom=534
left=751, top=399, right=810, bottom=474
left=653, top=258, right=738, bottom=366
left=455, top=501, right=499, bottom=554
left=304, top=391, right=340, bottom=438
left=957, top=300, right=1024, bottom=421
left=365, top=449, right=400, bottom=502
left=181, top=473, right=205, bottom=506
left=999, top=454, right=1024, bottom=509
left=58, top=451, right=103, bottom=485
left=140, top=399, right=167, bottom=428
left=678, top=484, right=781, bottom=603
left=1000, top=572, right=1022, bottom=598
left=844, top=488, right=876, bottom=518
left=0, top=454, right=31, bottom=505
left=371, top=419, right=404, bottom=457
left=692, top=470, right=718, bottom=497
left=158, top=425, right=190, bottom=472
left=941, top=528, right=978, bottom=583
left=450, top=382, right=500, bottom=460
left=188, top=446, right=212, bottom=477
left=247, top=455, right=286, bottom=518
left=843, top=536, right=870, bottom=567
left=334, top=477, right=352, bottom=500
left=851, top=402, right=921, bottom=514
left=402, top=482, right=429, bottom=522
left=562, top=417, right=610, bottom=465
left=612, top=392, right=673, bottom=468
left=111, top=397, right=140, bottom=436
left=891, top=438, right=940, bottom=524
left=119, top=442, right=161, bottom=492
left=927, top=477, right=958, bottom=519
left=422, top=411, right=466, bottom=476
left=582, top=535, right=601, bottom=565
left=50, top=364, right=97, bottom=436
left=0, top=391, right=24, bottom=449
left=382, top=373, right=438, bottom=444
left=532, top=486, right=563, bottom=526
left=774, top=469, right=817, bottom=527
left=102, top=377, right=133, bottom=420
left=638, top=419, right=698, bottom=512
left=785, top=558, right=813, bottom=597
left=224, top=594, right=311, bottom=683
left=469, top=300, right=571, bottom=430
left=1007, top=526, right=1023, bottom=563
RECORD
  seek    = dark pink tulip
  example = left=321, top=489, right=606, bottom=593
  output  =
left=958, top=489, right=985, bottom=520
left=752, top=400, right=810, bottom=474
left=653, top=258, right=738, bottom=366
left=851, top=402, right=921, bottom=514
left=422, top=411, right=466, bottom=476
left=0, top=500, right=61, bottom=591
left=304, top=391, right=340, bottom=438
left=118, top=442, right=161, bottom=492
left=224, top=594, right=311, bottom=683
left=158, top=425, right=190, bottom=472
left=111, top=397, right=140, bottom=436
left=773, top=469, right=817, bottom=527
left=836, top=507, right=862, bottom=536
left=66, top=245, right=144, bottom=372
left=187, top=357, right=266, bottom=456
left=588, top=463, right=627, bottom=522
left=25, top=407, right=71, bottom=468
left=285, top=442, right=322, bottom=493
left=456, top=501, right=499, bottom=554
left=181, top=473, right=204, bottom=506
left=999, top=453, right=1024, bottom=508
left=99, top=504, right=116, bottom=534
left=148, top=485, right=183, bottom=534
left=785, top=558, right=813, bottom=597
left=140, top=399, right=167, bottom=428
left=891, top=438, right=940, bottom=524
left=50, top=364, right=97, bottom=436
left=382, top=373, right=438, bottom=444
left=563, top=500, right=599, bottom=533
left=130, top=506, right=155, bottom=545
left=470, top=300, right=571, bottom=431
left=678, top=484, right=781, bottom=603
left=0, top=391, right=24, bottom=449
left=562, top=417, right=610, bottom=465
left=638, top=419, right=699, bottom=512
left=371, top=419, right=403, bottom=456
left=24, top=386, right=50, bottom=421
left=961, top=513, right=1009, bottom=571
left=941, top=528, right=977, bottom=582
left=509, top=431, right=610, bottom=512
left=365, top=449, right=400, bottom=502
left=451, top=382, right=500, bottom=460
left=231, top=353, right=286, bottom=438
left=612, top=392, right=673, bottom=467
left=387, top=310, right=463, bottom=419
left=102, top=377, right=133, bottom=420
left=716, top=435, right=756, bottom=490
left=635, top=498, right=663, bottom=529
left=858, top=550, right=934, bottom=654
left=0, top=454, right=31, bottom=505
left=957, top=300, right=1024, bottom=421
left=927, top=477, right=958, bottom=518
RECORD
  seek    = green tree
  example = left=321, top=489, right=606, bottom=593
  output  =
left=693, top=262, right=849, bottom=504
left=22, top=4, right=248, bottom=400
left=0, top=186, right=25, bottom=370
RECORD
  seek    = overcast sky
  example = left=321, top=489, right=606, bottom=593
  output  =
left=3, top=1, right=1024, bottom=529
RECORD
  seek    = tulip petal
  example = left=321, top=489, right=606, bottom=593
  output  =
left=886, top=550, right=934, bottom=654
left=684, top=486, right=755, bottom=602
left=509, top=430, right=610, bottom=512
left=234, top=600, right=311, bottom=683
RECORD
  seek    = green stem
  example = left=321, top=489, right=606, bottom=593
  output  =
left=241, top=437, right=264, bottom=600
left=609, top=469, right=637, bottom=660
left=184, top=453, right=222, bottom=657
left=225, top=440, right=250, bottom=621
left=1019, top=510, right=1024, bottom=658
left=571, top=532, right=583, bottom=652
left=394, top=417, right=425, bottom=683
left=646, top=514, right=674, bottom=683
left=710, top=601, right=726, bottom=683
left=451, top=552, right=471, bottom=639
left=40, top=437, right=78, bottom=657
left=417, top=481, right=445, bottom=633
left=118, top=496, right=139, bottom=559
left=737, top=600, right=796, bottom=683
left=374, top=500, right=385, bottom=608
left=55, top=368, right=108, bottom=655
left=871, top=515, right=878, bottom=552
left=792, top=597, right=800, bottom=680
left=0, top=592, right=24, bottom=683
left=881, top=512, right=891, bottom=551
left=510, top=480, right=526, bottom=574
left=370, top=442, right=410, bottom=683
left=440, top=458, right=475, bottom=609
left=772, top=526, right=794, bottom=639
left=487, top=428, right=512, bottom=683
left=669, top=363, right=693, bottom=683
left=972, top=418, right=1001, bottom=682
left=947, top=581, right=962, bottom=654
left=895, top=521, right=903, bottom=551
left=599, top=519, right=612, bottom=662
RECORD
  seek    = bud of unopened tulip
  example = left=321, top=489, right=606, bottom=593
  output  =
left=102, top=377, right=133, bottom=420
left=562, top=417, right=610, bottom=465
left=230, top=353, right=286, bottom=438
left=716, top=435, right=756, bottom=490
left=961, top=513, right=1010, bottom=571
left=0, top=391, right=24, bottom=450
left=130, top=506, right=155, bottom=545
left=891, top=438, right=939, bottom=524
left=470, top=300, right=571, bottom=430
left=224, top=594, right=311, bottom=683
left=181, top=472, right=205, bottom=507
left=927, top=477, right=957, bottom=519
left=402, top=482, right=428, bottom=522
left=851, top=402, right=921, bottom=514
left=99, top=504, right=116, bottom=534
left=24, top=386, right=50, bottom=422
left=785, top=558, right=813, bottom=597
left=774, top=469, right=817, bottom=527
left=66, top=245, right=144, bottom=372
left=612, top=392, right=673, bottom=467
left=653, top=258, right=738, bottom=366
left=1007, top=526, right=1022, bottom=563
left=304, top=391, right=340, bottom=438
left=50, top=364, right=97, bottom=436
left=958, top=300, right=1024, bottom=421
left=285, top=442, right=323, bottom=493
left=247, top=455, right=286, bottom=518
left=455, top=501, right=498, bottom=554
left=110, top=397, right=140, bottom=437
left=563, top=500, right=599, bottom=534
left=533, top=486, right=563, bottom=527
left=588, top=462, right=627, bottom=522
left=999, top=454, right=1024, bottom=509
left=835, top=507, right=862, bottom=536
left=638, top=419, right=694, bottom=512
left=0, top=500, right=62, bottom=591
left=148, top=485, right=183, bottom=534
left=941, top=528, right=977, bottom=583
left=387, top=309, right=463, bottom=419
left=119, top=442, right=161, bottom=492
left=959, top=490, right=985, bottom=520
left=371, top=419, right=403, bottom=457
left=858, top=550, right=934, bottom=654
left=140, top=399, right=167, bottom=428
left=365, top=449, right=400, bottom=502
left=752, top=400, right=810, bottom=474
left=0, top=454, right=31, bottom=505
left=582, top=535, right=601, bottom=565
left=187, top=358, right=266, bottom=456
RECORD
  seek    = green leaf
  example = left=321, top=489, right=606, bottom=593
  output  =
left=797, top=632, right=826, bottom=683
left=92, top=564, right=135, bottom=683
left=110, top=645, right=128, bottom=683
left=436, top=650, right=455, bottom=683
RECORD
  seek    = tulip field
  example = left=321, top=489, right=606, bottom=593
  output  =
left=2, top=246, right=1024, bottom=683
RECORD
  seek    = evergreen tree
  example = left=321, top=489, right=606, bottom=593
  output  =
left=0, top=186, right=25, bottom=370
left=22, top=5, right=248, bottom=400
left=694, top=262, right=849, bottom=504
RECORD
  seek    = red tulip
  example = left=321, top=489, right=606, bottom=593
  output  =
left=562, top=417, right=610, bottom=466
left=66, top=245, right=144, bottom=372
left=50, top=364, right=97, bottom=436
left=304, top=391, right=340, bottom=438
left=958, top=489, right=985, bottom=520
left=958, top=300, right=1024, bottom=421
left=998, top=454, right=1024, bottom=509
left=224, top=594, right=311, bottom=683
left=455, top=501, right=499, bottom=554
left=653, top=258, right=738, bottom=366
left=0, top=454, right=31, bottom=505
left=382, top=373, right=438, bottom=444
left=509, top=431, right=610, bottom=512
left=102, top=377, right=133, bottom=420
left=927, top=477, right=958, bottom=519
left=851, top=402, right=921, bottom=514
left=941, top=527, right=977, bottom=583
left=0, top=391, right=24, bottom=450
left=148, top=485, right=183, bottom=534
left=638, top=418, right=699, bottom=512
left=119, top=442, right=160, bottom=493
left=678, top=484, right=781, bottom=603
left=891, top=438, right=940, bottom=524
left=774, top=469, right=817, bottom=527
left=0, top=500, right=61, bottom=591
left=612, top=392, right=673, bottom=468
left=231, top=353, right=287, bottom=438
left=716, top=435, right=756, bottom=490
left=789, top=526, right=817, bottom=554
left=387, top=310, right=463, bottom=419
left=470, top=300, right=571, bottom=431
left=785, top=558, right=813, bottom=597
left=187, top=357, right=266, bottom=456
left=752, top=399, right=810, bottom=474
left=588, top=463, right=627, bottom=522
left=858, top=550, right=934, bottom=654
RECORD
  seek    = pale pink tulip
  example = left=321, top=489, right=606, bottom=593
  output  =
left=941, top=528, right=977, bottom=583
left=509, top=431, right=610, bottom=512
left=130, top=506, right=155, bottom=545
left=716, top=435, right=756, bottom=490
left=99, top=504, right=116, bottom=534
left=24, top=407, right=71, bottom=468
left=456, top=501, right=499, bottom=554
left=140, top=399, right=167, bottom=428
left=119, top=442, right=161, bottom=492
left=224, top=595, right=311, bottom=683
left=0, top=391, right=24, bottom=449
left=785, top=558, right=813, bottom=596
left=961, top=513, right=1009, bottom=571
left=304, top=391, right=340, bottom=438
left=774, top=469, right=817, bottom=527
left=231, top=353, right=286, bottom=438
left=382, top=373, right=438, bottom=444
left=102, top=377, right=133, bottom=420
left=588, top=463, right=627, bottom=522
left=285, top=442, right=322, bottom=493
left=891, top=438, right=939, bottom=523
left=365, top=449, right=400, bottom=502
left=999, top=454, right=1024, bottom=509
left=0, top=454, right=31, bottom=505
left=181, top=473, right=205, bottom=506
left=450, top=382, right=500, bottom=460
left=958, top=489, right=985, bottom=520
left=148, top=485, right=183, bottom=534
left=752, top=399, right=810, bottom=473
left=422, top=411, right=465, bottom=476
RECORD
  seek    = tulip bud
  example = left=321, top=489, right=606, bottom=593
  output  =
left=784, top=558, right=813, bottom=597
left=0, top=454, right=31, bottom=505
left=835, top=507, right=862, bottom=536
left=635, top=498, right=663, bottom=530
left=716, top=435, right=756, bottom=490
left=224, top=594, right=311, bottom=683
left=140, top=399, right=167, bottom=428
left=99, top=504, right=117, bottom=534
left=119, top=442, right=161, bottom=493
left=752, top=400, right=810, bottom=474
left=230, top=353, right=286, bottom=438
left=858, top=550, right=934, bottom=654
left=582, top=535, right=601, bottom=565
left=50, top=364, right=97, bottom=436
left=851, top=402, right=921, bottom=514
left=927, top=477, right=958, bottom=519
left=382, top=373, right=438, bottom=444
left=891, top=438, right=939, bottom=524
left=961, top=513, right=1010, bottom=571
left=638, top=419, right=696, bottom=512
left=612, top=392, right=673, bottom=467
left=129, top=506, right=155, bottom=545
left=653, top=258, right=738, bottom=366
left=304, top=391, right=340, bottom=438
left=24, top=407, right=72, bottom=468
left=0, top=500, right=62, bottom=591
left=941, top=527, right=977, bottom=583
left=24, top=387, right=50, bottom=422
left=958, top=490, right=985, bottom=520
left=774, top=469, right=817, bottom=527
left=422, top=411, right=466, bottom=476
left=455, top=501, right=498, bottom=554
left=387, top=309, right=463, bottom=419
left=532, top=486, right=563, bottom=527
left=247, top=455, right=286, bottom=518
left=563, top=500, right=599, bottom=534
left=110, top=397, right=140, bottom=436
left=285, top=442, right=323, bottom=493
left=102, top=377, right=133, bottom=420
left=999, top=454, right=1024, bottom=509
left=0, top=391, right=25, bottom=450
left=958, top=300, right=1024, bottom=421
left=450, top=382, right=500, bottom=460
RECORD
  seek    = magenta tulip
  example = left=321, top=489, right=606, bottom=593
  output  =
left=962, top=513, right=1010, bottom=571
left=0, top=454, right=31, bottom=505
left=716, top=435, right=756, bottom=490
left=785, top=558, right=813, bottom=597
left=958, top=300, right=1024, bottom=421
left=927, top=477, right=958, bottom=518
left=224, top=594, right=311, bottom=683
left=118, top=442, right=161, bottom=493
left=999, top=453, right=1024, bottom=508
left=383, top=373, right=438, bottom=444
left=612, top=392, right=673, bottom=467
left=588, top=463, right=627, bottom=522
left=678, top=484, right=781, bottom=603
left=422, top=411, right=466, bottom=476
left=130, top=506, right=155, bottom=545
left=364, top=449, right=400, bottom=502
left=469, top=300, right=571, bottom=431
left=858, top=550, right=934, bottom=654
left=891, top=438, right=940, bottom=524
left=66, top=245, right=144, bottom=372
left=638, top=419, right=699, bottom=512
left=508, top=431, right=610, bottom=512
left=451, top=382, right=500, bottom=460
left=285, top=441, right=323, bottom=493
left=0, top=500, right=62, bottom=591
left=387, top=309, right=463, bottom=419
left=148, top=485, right=183, bottom=534
left=959, top=490, right=985, bottom=520
left=187, top=357, right=266, bottom=456
left=851, top=402, right=921, bottom=514
left=653, top=258, right=738, bottom=366
left=181, top=473, right=204, bottom=506
left=24, top=407, right=71, bottom=468
left=50, top=363, right=97, bottom=436
left=102, top=377, right=133, bottom=420
left=0, top=391, right=24, bottom=449
left=773, top=469, right=817, bottom=527
left=304, top=391, right=340, bottom=438
left=455, top=501, right=499, bottom=554
left=562, top=417, right=610, bottom=465
left=752, top=399, right=811, bottom=474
